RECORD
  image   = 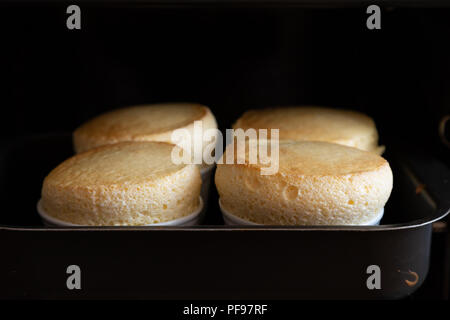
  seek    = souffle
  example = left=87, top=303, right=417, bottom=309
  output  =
left=73, top=103, right=218, bottom=166
left=41, top=141, right=201, bottom=226
left=233, top=106, right=384, bottom=154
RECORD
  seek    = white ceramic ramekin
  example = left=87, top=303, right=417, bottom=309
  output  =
left=219, top=199, right=384, bottom=226
left=37, top=196, right=203, bottom=227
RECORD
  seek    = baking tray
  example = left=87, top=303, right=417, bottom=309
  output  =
left=0, top=133, right=448, bottom=299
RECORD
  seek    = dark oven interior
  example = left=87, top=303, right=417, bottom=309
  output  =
left=1, top=5, right=450, bottom=151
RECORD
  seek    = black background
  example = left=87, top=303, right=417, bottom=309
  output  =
left=0, top=4, right=449, bottom=160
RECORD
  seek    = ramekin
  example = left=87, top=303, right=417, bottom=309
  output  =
left=219, top=199, right=384, bottom=226
left=37, top=197, right=203, bottom=227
